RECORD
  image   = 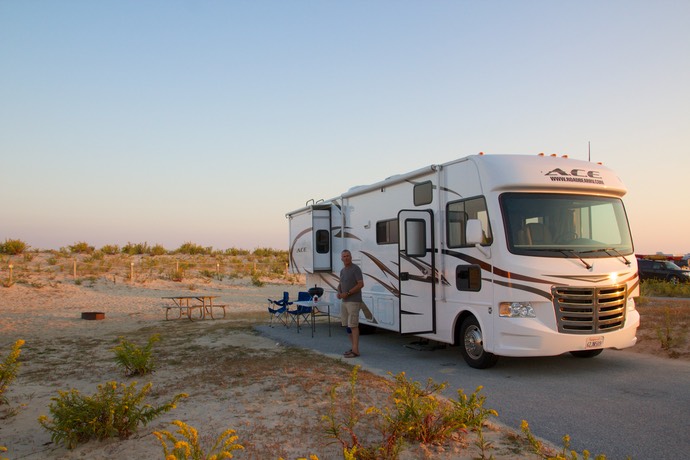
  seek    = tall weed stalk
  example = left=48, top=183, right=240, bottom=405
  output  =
left=153, top=420, right=244, bottom=459
left=0, top=339, right=24, bottom=405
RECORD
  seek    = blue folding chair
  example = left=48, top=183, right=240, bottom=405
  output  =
left=287, top=291, right=313, bottom=332
left=267, top=291, right=291, bottom=327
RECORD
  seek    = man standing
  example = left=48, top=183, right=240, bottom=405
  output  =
left=337, top=249, right=364, bottom=358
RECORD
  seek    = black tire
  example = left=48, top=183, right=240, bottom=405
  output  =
left=459, top=316, right=499, bottom=369
left=570, top=349, right=603, bottom=358
left=668, top=276, right=680, bottom=285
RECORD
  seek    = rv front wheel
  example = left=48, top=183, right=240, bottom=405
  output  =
left=459, top=316, right=498, bottom=369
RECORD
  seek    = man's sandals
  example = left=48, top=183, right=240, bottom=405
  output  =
left=343, top=350, right=360, bottom=358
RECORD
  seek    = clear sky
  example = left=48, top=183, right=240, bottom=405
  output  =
left=2, top=1, right=689, bottom=255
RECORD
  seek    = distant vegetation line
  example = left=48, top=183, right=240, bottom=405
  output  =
left=0, top=238, right=285, bottom=257
left=0, top=238, right=300, bottom=287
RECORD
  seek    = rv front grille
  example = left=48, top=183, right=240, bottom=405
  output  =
left=552, top=285, right=627, bottom=334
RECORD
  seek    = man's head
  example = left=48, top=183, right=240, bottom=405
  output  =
left=341, top=249, right=352, bottom=266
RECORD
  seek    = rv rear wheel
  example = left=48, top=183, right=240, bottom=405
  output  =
left=459, top=316, right=498, bottom=369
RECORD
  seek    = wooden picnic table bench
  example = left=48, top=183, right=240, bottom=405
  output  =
left=161, top=295, right=226, bottom=320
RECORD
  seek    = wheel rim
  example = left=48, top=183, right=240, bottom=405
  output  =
left=464, top=324, right=484, bottom=360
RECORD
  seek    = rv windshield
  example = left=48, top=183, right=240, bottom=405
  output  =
left=501, top=193, right=634, bottom=257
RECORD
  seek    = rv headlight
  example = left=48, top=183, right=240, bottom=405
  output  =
left=499, top=302, right=536, bottom=318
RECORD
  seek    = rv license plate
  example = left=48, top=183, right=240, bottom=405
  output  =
left=586, top=336, right=604, bottom=349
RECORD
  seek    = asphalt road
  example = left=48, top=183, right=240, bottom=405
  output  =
left=257, top=322, right=690, bottom=460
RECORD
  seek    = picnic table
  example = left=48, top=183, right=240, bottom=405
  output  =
left=161, top=295, right=227, bottom=321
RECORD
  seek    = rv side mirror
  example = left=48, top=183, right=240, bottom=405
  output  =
left=466, top=219, right=484, bottom=245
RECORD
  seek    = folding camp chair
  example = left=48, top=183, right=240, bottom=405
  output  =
left=287, top=291, right=313, bottom=332
left=267, top=291, right=291, bottom=327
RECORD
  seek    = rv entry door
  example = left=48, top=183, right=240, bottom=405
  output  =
left=312, top=208, right=332, bottom=271
left=398, top=210, right=435, bottom=334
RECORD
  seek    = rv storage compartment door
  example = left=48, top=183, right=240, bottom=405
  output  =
left=312, top=208, right=332, bottom=271
left=398, top=210, right=435, bottom=334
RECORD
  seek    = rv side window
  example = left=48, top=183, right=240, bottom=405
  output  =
left=413, top=181, right=433, bottom=206
left=446, top=197, right=493, bottom=248
left=376, top=219, right=399, bottom=244
left=315, top=229, right=330, bottom=254
left=405, top=219, right=427, bottom=256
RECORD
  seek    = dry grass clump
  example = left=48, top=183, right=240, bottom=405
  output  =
left=633, top=297, right=689, bottom=359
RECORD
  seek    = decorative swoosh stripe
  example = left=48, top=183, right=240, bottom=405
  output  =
left=320, top=274, right=340, bottom=292
left=404, top=179, right=461, bottom=199
left=333, top=228, right=362, bottom=241
left=365, top=273, right=400, bottom=296
left=493, top=279, right=553, bottom=300
left=398, top=253, right=450, bottom=286
left=444, top=248, right=639, bottom=295
left=361, top=251, right=399, bottom=278
left=399, top=252, right=432, bottom=274
left=288, top=227, right=313, bottom=273
left=550, top=274, right=617, bottom=283
left=442, top=249, right=494, bottom=273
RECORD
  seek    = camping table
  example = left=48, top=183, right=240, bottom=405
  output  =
left=295, top=300, right=332, bottom=337
left=161, top=295, right=226, bottom=320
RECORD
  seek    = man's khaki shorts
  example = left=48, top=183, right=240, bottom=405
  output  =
left=341, top=301, right=364, bottom=328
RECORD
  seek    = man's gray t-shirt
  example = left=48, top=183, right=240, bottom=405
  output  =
left=339, top=264, right=363, bottom=303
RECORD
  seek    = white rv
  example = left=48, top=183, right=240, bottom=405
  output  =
left=286, top=153, right=640, bottom=368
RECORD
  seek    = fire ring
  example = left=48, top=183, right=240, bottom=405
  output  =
left=81, top=312, right=105, bottom=320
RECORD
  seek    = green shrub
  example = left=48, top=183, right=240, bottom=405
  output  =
left=251, top=273, right=264, bottom=287
left=323, top=366, right=498, bottom=459
left=121, top=242, right=151, bottom=255
left=199, top=269, right=217, bottom=279
left=640, top=279, right=690, bottom=298
left=0, top=239, right=28, bottom=255
left=150, top=244, right=168, bottom=256
left=175, top=242, right=211, bottom=255
left=171, top=268, right=184, bottom=282
left=224, top=247, right=250, bottom=256
left=84, top=252, right=104, bottom=262
left=69, top=241, right=94, bottom=254
left=0, top=339, right=24, bottom=405
left=112, top=334, right=160, bottom=376
left=252, top=247, right=283, bottom=257
left=38, top=381, right=187, bottom=449
left=100, top=244, right=120, bottom=255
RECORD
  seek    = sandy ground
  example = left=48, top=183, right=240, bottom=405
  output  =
left=2, top=274, right=684, bottom=459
